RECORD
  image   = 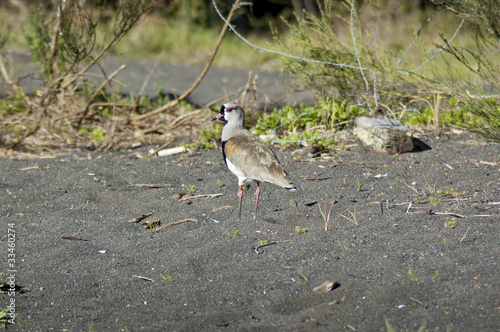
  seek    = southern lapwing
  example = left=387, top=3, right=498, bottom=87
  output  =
left=212, top=103, right=296, bottom=220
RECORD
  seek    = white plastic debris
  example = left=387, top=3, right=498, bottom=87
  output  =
left=157, top=146, right=187, bottom=157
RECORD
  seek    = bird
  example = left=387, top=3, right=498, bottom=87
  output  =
left=212, top=103, right=296, bottom=220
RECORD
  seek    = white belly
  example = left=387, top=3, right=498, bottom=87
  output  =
left=226, top=159, right=250, bottom=185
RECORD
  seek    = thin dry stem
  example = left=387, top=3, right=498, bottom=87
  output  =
left=337, top=208, right=359, bottom=226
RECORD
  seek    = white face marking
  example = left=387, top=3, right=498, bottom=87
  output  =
left=226, top=158, right=250, bottom=186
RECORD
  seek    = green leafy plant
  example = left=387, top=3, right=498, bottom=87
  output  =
left=465, top=97, right=500, bottom=141
left=445, top=217, right=456, bottom=229
left=254, top=103, right=358, bottom=147
left=91, top=128, right=107, bottom=142
left=428, top=196, right=441, bottom=206
left=0, top=273, right=23, bottom=294
left=226, top=230, right=243, bottom=239
left=402, top=101, right=477, bottom=129
left=0, top=273, right=20, bottom=327
left=0, top=93, right=27, bottom=117
left=187, top=185, right=197, bottom=194
left=0, top=307, right=14, bottom=328
left=295, top=226, right=307, bottom=235
left=407, top=269, right=419, bottom=282
left=384, top=316, right=397, bottom=332
left=433, top=270, right=440, bottom=282
left=298, top=264, right=308, bottom=282
left=185, top=124, right=223, bottom=150
left=436, top=186, right=466, bottom=197
left=0, top=274, right=12, bottom=294
left=257, top=240, right=268, bottom=246
left=384, top=316, right=427, bottom=332
left=160, top=274, right=172, bottom=282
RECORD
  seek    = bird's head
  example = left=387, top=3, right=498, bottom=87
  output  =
left=212, top=103, right=244, bottom=124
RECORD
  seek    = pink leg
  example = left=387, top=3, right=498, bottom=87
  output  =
left=237, top=185, right=243, bottom=220
left=253, top=181, right=261, bottom=219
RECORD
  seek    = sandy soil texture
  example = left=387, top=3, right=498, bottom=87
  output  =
left=1, top=133, right=499, bottom=331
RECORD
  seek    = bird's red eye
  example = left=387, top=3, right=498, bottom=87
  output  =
left=226, top=108, right=233, bottom=112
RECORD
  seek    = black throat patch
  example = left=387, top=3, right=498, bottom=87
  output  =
left=221, top=140, right=228, bottom=166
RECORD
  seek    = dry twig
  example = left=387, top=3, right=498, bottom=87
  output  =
left=179, top=193, right=222, bottom=201
left=459, top=226, right=471, bottom=243
left=61, top=236, right=89, bottom=241
left=337, top=208, right=360, bottom=226
left=128, top=212, right=153, bottom=223
left=131, top=184, right=171, bottom=188
left=132, top=275, right=154, bottom=282
left=319, top=200, right=336, bottom=231
left=157, top=218, right=196, bottom=230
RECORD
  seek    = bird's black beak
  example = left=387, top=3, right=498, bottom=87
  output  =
left=212, top=105, right=226, bottom=121
left=211, top=113, right=224, bottom=121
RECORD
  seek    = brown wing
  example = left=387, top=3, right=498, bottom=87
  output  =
left=223, top=131, right=295, bottom=189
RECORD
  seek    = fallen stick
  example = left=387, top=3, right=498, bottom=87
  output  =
left=179, top=193, right=223, bottom=201
left=212, top=205, right=232, bottom=212
left=431, top=212, right=465, bottom=218
left=132, top=275, right=154, bottom=282
left=469, top=159, right=498, bottom=166
left=304, top=176, right=336, bottom=181
left=254, top=240, right=290, bottom=254
left=19, top=165, right=40, bottom=171
left=406, top=201, right=413, bottom=214
left=131, top=184, right=172, bottom=188
left=157, top=218, right=196, bottom=230
left=459, top=226, right=471, bottom=243
left=61, top=236, right=89, bottom=241
left=129, top=212, right=153, bottom=223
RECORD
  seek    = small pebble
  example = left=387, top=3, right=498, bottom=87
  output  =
left=313, top=280, right=337, bottom=293
left=169, top=193, right=183, bottom=200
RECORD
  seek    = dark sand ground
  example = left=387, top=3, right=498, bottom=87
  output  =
left=1, top=132, right=499, bottom=331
